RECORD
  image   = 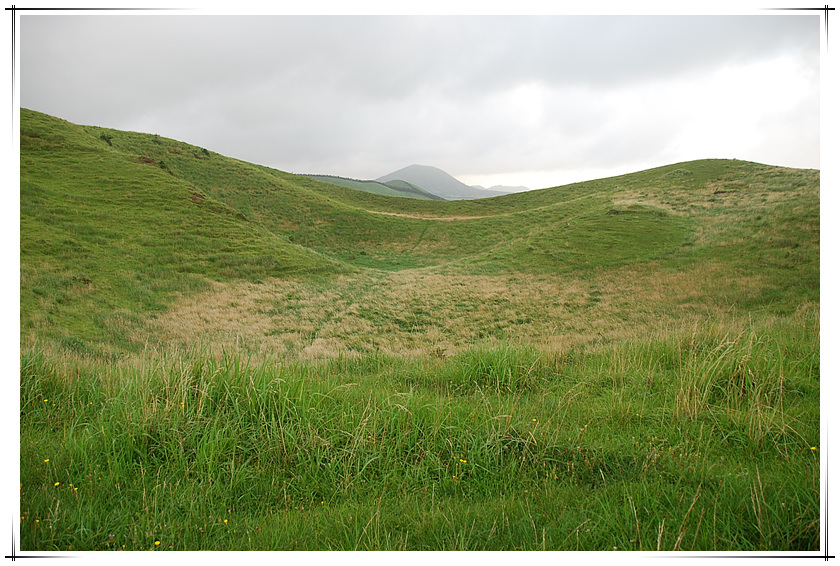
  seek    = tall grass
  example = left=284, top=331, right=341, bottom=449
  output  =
left=20, top=311, right=819, bottom=551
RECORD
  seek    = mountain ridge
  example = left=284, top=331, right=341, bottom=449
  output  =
left=302, top=173, right=446, bottom=200
left=376, top=164, right=511, bottom=200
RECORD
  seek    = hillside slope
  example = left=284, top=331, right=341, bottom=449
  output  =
left=20, top=109, right=819, bottom=355
left=20, top=109, right=345, bottom=351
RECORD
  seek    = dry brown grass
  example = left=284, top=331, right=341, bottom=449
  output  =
left=141, top=258, right=765, bottom=361
left=140, top=162, right=809, bottom=361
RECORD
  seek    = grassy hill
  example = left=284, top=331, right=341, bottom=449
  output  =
left=20, top=109, right=348, bottom=353
left=19, top=109, right=820, bottom=551
left=303, top=174, right=445, bottom=200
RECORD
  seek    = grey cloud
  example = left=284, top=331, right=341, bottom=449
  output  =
left=21, top=14, right=820, bottom=185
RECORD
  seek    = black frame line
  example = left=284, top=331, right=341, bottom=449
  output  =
left=765, top=5, right=834, bottom=47
left=761, top=7, right=835, bottom=562
left=7, top=6, right=184, bottom=559
left=6, top=4, right=183, bottom=122
left=5, top=526, right=71, bottom=559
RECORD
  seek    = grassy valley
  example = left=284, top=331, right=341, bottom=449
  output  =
left=19, top=109, right=820, bottom=551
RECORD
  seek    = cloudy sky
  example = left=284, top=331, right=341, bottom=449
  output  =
left=19, top=5, right=821, bottom=191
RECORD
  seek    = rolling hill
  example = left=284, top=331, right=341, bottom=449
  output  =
left=302, top=174, right=445, bottom=200
left=20, top=107, right=819, bottom=355
left=376, top=164, right=512, bottom=199
left=18, top=108, right=821, bottom=552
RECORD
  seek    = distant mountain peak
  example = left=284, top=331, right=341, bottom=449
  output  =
left=376, top=165, right=511, bottom=200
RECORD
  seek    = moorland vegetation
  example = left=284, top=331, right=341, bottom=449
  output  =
left=19, top=108, right=820, bottom=551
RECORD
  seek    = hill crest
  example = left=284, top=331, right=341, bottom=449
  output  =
left=302, top=173, right=445, bottom=200
left=376, top=164, right=511, bottom=200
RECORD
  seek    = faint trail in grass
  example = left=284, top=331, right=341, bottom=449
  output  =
left=409, top=223, right=430, bottom=253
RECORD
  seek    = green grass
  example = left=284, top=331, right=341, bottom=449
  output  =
left=19, top=108, right=820, bottom=551
left=21, top=109, right=344, bottom=353
left=20, top=310, right=819, bottom=551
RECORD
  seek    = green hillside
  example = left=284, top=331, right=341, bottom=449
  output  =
left=19, top=109, right=820, bottom=552
left=20, top=109, right=347, bottom=352
left=20, top=108, right=820, bottom=352
left=19, top=109, right=460, bottom=349
left=304, top=174, right=444, bottom=200
left=382, top=178, right=445, bottom=198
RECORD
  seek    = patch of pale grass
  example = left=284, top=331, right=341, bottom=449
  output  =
left=144, top=261, right=770, bottom=361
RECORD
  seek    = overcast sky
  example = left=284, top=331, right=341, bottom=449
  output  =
left=19, top=8, right=821, bottom=190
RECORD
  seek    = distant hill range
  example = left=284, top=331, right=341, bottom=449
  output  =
left=376, top=164, right=513, bottom=200
left=303, top=174, right=445, bottom=201
left=306, top=165, right=517, bottom=201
